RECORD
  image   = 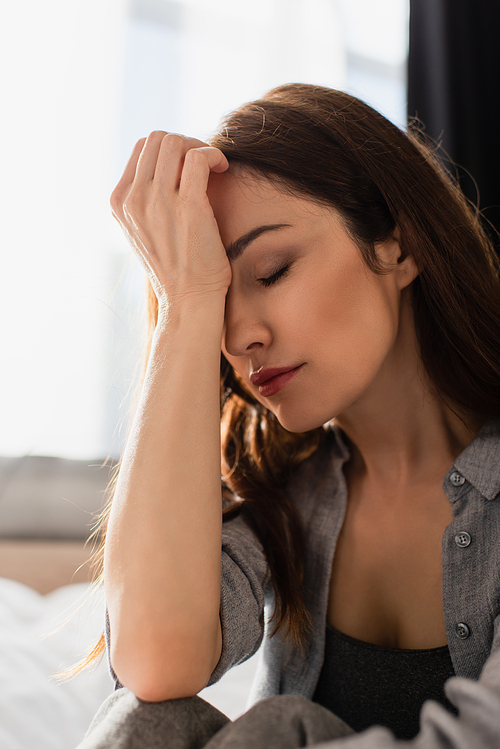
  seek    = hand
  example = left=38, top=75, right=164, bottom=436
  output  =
left=110, top=131, right=231, bottom=310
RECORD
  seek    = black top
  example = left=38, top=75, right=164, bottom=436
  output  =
left=312, top=624, right=457, bottom=740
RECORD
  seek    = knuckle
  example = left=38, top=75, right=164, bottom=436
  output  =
left=184, top=148, right=206, bottom=165
left=122, top=194, right=134, bottom=210
left=110, top=189, right=120, bottom=211
left=110, top=186, right=127, bottom=213
left=122, top=195, right=140, bottom=217
left=147, top=130, right=168, bottom=141
left=162, top=133, right=185, bottom=151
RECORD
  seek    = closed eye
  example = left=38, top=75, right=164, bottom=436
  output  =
left=258, top=264, right=291, bottom=288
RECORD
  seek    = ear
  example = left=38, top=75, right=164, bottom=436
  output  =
left=375, top=226, right=419, bottom=290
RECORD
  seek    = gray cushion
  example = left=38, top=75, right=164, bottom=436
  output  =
left=0, top=456, right=117, bottom=540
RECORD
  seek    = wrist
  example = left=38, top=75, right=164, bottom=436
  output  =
left=155, top=290, right=226, bottom=334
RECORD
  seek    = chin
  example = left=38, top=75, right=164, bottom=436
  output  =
left=272, top=407, right=330, bottom=435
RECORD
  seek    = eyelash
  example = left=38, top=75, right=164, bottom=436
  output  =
left=258, top=264, right=291, bottom=288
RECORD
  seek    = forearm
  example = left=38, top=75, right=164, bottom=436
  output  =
left=104, top=295, right=225, bottom=700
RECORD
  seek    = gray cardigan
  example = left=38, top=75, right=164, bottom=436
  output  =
left=207, top=417, right=500, bottom=747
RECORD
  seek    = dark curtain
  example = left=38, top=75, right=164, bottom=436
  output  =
left=407, top=0, right=500, bottom=251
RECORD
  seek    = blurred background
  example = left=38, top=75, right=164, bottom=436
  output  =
left=0, top=0, right=409, bottom=462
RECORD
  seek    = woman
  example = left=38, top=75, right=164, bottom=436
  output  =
left=79, top=84, right=500, bottom=748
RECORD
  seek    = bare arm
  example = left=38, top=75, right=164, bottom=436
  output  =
left=104, top=132, right=231, bottom=702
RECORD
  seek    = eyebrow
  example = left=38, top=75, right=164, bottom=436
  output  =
left=226, top=224, right=292, bottom=261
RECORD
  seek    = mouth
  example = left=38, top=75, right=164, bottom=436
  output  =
left=250, top=364, right=304, bottom=397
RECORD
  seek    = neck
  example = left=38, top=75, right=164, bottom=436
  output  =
left=334, top=295, right=484, bottom=487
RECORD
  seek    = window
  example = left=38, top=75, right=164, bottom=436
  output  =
left=1, top=0, right=408, bottom=459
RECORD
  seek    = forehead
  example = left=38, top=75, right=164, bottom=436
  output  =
left=206, top=168, right=331, bottom=250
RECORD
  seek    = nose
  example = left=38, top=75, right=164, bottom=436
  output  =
left=223, top=287, right=273, bottom=357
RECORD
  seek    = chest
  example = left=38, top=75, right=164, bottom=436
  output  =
left=327, top=477, right=454, bottom=649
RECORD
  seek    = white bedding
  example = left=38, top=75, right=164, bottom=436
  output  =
left=0, top=577, right=258, bottom=748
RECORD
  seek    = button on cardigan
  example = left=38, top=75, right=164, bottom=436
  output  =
left=106, top=418, right=500, bottom=747
left=207, top=417, right=500, bottom=747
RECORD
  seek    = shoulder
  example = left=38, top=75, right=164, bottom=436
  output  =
left=454, top=417, right=500, bottom=501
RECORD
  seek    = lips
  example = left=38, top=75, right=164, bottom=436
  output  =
left=250, top=366, right=301, bottom=387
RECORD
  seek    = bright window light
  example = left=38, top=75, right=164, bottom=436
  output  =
left=0, top=0, right=408, bottom=459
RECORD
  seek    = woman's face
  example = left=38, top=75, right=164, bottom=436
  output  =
left=207, top=169, right=415, bottom=433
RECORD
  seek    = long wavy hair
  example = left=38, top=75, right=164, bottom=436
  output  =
left=70, top=83, right=500, bottom=675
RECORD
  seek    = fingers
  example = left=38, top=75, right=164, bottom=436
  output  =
left=110, top=131, right=229, bottom=224
left=178, top=147, right=229, bottom=200
left=135, top=130, right=168, bottom=184
left=109, top=130, right=232, bottom=303
left=122, top=130, right=199, bottom=193
left=110, top=137, right=146, bottom=220
left=155, top=135, right=226, bottom=194
left=154, top=134, right=202, bottom=192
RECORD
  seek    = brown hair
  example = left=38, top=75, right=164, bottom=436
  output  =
left=210, top=83, right=500, bottom=645
left=71, top=83, right=500, bottom=675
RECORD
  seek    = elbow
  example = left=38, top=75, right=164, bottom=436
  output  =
left=112, top=652, right=212, bottom=703
left=110, top=627, right=222, bottom=703
left=121, top=670, right=210, bottom=704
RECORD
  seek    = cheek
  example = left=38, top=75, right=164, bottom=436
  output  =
left=300, top=262, right=399, bottom=381
left=222, top=257, right=400, bottom=429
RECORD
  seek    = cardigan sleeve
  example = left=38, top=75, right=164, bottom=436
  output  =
left=104, top=509, right=269, bottom=691
left=313, top=615, right=500, bottom=749
left=207, top=511, right=269, bottom=685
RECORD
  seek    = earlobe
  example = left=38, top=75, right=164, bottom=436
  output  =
left=394, top=228, right=420, bottom=289
left=396, top=253, right=420, bottom=289
left=377, top=227, right=420, bottom=290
